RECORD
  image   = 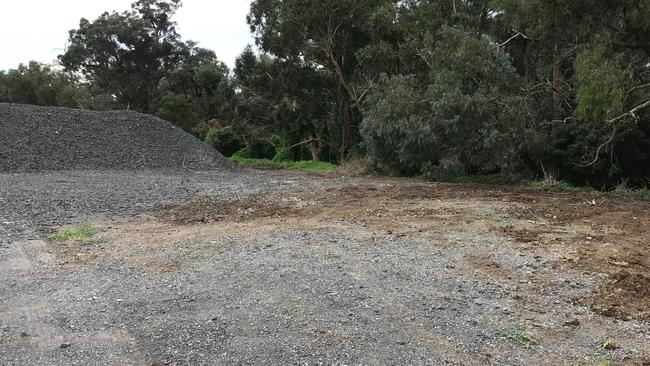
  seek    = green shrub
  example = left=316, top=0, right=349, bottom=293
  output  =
left=361, top=28, right=527, bottom=179
left=155, top=93, right=200, bottom=132
left=205, top=126, right=245, bottom=157
left=613, top=187, right=650, bottom=201
left=232, top=145, right=253, bottom=159
left=192, top=119, right=223, bottom=141
left=230, top=156, right=338, bottom=173
left=267, top=134, right=292, bottom=162
left=249, top=138, right=276, bottom=159
left=272, top=147, right=292, bottom=162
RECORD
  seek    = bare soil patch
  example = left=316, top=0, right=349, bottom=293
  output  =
left=135, top=180, right=650, bottom=325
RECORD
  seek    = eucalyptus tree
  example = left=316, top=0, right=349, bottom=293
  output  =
left=59, top=0, right=188, bottom=113
left=247, top=0, right=392, bottom=156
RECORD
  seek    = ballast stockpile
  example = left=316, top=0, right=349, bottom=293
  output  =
left=0, top=103, right=236, bottom=172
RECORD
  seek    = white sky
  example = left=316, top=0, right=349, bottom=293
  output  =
left=0, top=0, right=255, bottom=71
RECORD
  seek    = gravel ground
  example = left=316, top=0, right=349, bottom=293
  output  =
left=0, top=169, right=321, bottom=244
left=0, top=104, right=235, bottom=172
left=1, top=169, right=649, bottom=366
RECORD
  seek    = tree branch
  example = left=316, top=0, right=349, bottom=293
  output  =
left=290, top=138, right=331, bottom=149
left=576, top=129, right=616, bottom=167
left=492, top=30, right=537, bottom=50
left=628, top=83, right=650, bottom=94
left=608, top=100, right=650, bottom=124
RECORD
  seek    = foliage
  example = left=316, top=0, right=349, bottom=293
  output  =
left=527, top=179, right=581, bottom=192
left=614, top=188, right=650, bottom=201
left=0, top=62, right=81, bottom=107
left=232, top=145, right=253, bottom=159
left=155, top=93, right=199, bottom=132
left=248, top=0, right=390, bottom=155
left=249, top=138, right=277, bottom=160
left=504, top=325, right=538, bottom=349
left=192, top=119, right=223, bottom=141
left=267, top=134, right=292, bottom=162
left=362, top=28, right=528, bottom=178
left=205, top=126, right=245, bottom=157
left=47, top=224, right=97, bottom=245
left=231, top=156, right=338, bottom=173
left=2, top=0, right=649, bottom=189
left=59, top=0, right=188, bottom=112
left=576, top=36, right=627, bottom=122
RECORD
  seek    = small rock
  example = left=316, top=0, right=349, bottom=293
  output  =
left=564, top=319, right=580, bottom=327
left=600, top=339, right=618, bottom=350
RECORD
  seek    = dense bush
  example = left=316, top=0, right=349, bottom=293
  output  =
left=3, top=0, right=648, bottom=189
left=249, top=138, right=277, bottom=160
left=192, top=119, right=223, bottom=141
left=533, top=121, right=650, bottom=189
left=155, top=93, right=200, bottom=132
left=205, top=126, right=245, bottom=157
left=362, top=28, right=529, bottom=179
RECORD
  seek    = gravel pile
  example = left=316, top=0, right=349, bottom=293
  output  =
left=0, top=103, right=236, bottom=172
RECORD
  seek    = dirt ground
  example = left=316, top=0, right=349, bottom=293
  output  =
left=2, top=172, right=649, bottom=365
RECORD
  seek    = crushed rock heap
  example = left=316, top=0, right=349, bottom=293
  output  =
left=0, top=103, right=236, bottom=172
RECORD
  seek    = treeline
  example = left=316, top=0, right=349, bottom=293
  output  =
left=1, top=0, right=649, bottom=189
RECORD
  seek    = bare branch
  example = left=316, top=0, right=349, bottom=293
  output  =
left=541, top=116, right=576, bottom=126
left=608, top=100, right=650, bottom=124
left=415, top=48, right=432, bottom=67
left=628, top=83, right=650, bottom=94
left=492, top=30, right=537, bottom=50
left=575, top=128, right=617, bottom=167
left=290, top=138, right=331, bottom=149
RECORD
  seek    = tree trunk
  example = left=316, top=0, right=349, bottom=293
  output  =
left=340, top=92, right=354, bottom=158
left=552, top=43, right=563, bottom=117
left=523, top=40, right=530, bottom=82
left=308, top=133, right=320, bottom=162
left=324, top=46, right=356, bottom=159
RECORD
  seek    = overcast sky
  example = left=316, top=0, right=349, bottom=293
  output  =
left=0, top=0, right=255, bottom=71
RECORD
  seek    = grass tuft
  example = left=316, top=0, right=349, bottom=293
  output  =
left=594, top=358, right=617, bottom=366
left=504, top=326, right=538, bottom=349
left=231, top=156, right=338, bottom=173
left=613, top=187, right=650, bottom=201
left=449, top=174, right=519, bottom=186
left=526, top=178, right=581, bottom=192
left=47, top=224, right=98, bottom=245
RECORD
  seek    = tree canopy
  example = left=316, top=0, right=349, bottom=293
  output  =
left=2, top=0, right=649, bottom=188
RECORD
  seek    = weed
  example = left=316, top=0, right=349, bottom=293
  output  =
left=504, top=325, right=538, bottom=349
left=527, top=178, right=581, bottom=192
left=483, top=314, right=501, bottom=329
left=449, top=174, right=519, bottom=186
left=613, top=187, right=650, bottom=201
left=285, top=160, right=338, bottom=173
left=231, top=156, right=338, bottom=173
left=47, top=224, right=106, bottom=246
left=594, top=358, right=617, bottom=366
left=47, top=224, right=95, bottom=242
left=281, top=296, right=302, bottom=314
left=360, top=302, right=383, bottom=312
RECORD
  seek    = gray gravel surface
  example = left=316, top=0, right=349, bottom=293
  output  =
left=0, top=103, right=236, bottom=172
left=0, top=169, right=321, bottom=244
left=1, top=170, right=649, bottom=365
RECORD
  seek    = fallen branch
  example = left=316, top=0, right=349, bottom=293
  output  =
left=290, top=138, right=332, bottom=149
